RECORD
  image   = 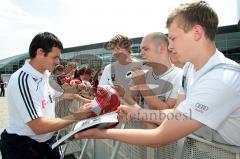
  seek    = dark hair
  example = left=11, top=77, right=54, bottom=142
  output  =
left=78, top=67, right=86, bottom=75
left=29, top=32, right=63, bottom=59
left=84, top=68, right=93, bottom=76
left=166, top=1, right=218, bottom=41
left=74, top=69, right=80, bottom=78
left=91, top=68, right=101, bottom=87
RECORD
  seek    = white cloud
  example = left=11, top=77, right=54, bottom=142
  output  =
left=52, top=0, right=181, bottom=49
left=0, top=0, right=238, bottom=60
left=0, top=0, right=54, bottom=59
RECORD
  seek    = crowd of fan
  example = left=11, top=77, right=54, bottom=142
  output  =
left=52, top=62, right=102, bottom=100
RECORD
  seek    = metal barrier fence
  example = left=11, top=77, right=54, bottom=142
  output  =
left=55, top=100, right=240, bottom=159
left=71, top=133, right=240, bottom=159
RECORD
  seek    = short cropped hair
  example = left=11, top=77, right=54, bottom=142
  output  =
left=29, top=32, right=63, bottom=59
left=166, top=1, right=218, bottom=41
left=145, top=32, right=169, bottom=46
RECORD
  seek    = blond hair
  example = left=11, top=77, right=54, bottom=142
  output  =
left=166, top=1, right=218, bottom=41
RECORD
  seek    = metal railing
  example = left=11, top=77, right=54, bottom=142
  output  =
left=55, top=100, right=240, bottom=159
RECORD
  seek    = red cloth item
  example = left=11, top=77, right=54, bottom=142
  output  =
left=57, top=74, right=71, bottom=85
left=72, top=78, right=82, bottom=85
left=91, top=85, right=120, bottom=116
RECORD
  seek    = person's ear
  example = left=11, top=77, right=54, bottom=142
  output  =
left=159, top=44, right=167, bottom=54
left=36, top=48, right=45, bottom=58
left=192, top=25, right=204, bottom=41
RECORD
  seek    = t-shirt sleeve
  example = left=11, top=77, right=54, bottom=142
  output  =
left=177, top=78, right=239, bottom=129
left=14, top=74, right=43, bottom=123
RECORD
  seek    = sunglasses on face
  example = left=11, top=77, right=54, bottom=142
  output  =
left=104, top=40, right=132, bottom=50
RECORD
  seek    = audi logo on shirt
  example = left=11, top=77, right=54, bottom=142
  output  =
left=195, top=103, right=209, bottom=113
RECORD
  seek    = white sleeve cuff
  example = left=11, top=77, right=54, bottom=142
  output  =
left=91, top=99, right=101, bottom=115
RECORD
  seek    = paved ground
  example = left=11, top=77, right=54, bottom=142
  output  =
left=0, top=96, right=8, bottom=134
left=0, top=96, right=76, bottom=159
left=0, top=96, right=8, bottom=159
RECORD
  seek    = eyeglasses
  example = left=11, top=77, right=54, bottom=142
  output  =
left=104, top=40, right=132, bottom=50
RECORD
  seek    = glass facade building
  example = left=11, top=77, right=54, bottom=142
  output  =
left=0, top=24, right=239, bottom=76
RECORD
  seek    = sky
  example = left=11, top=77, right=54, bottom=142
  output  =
left=0, top=0, right=239, bottom=60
